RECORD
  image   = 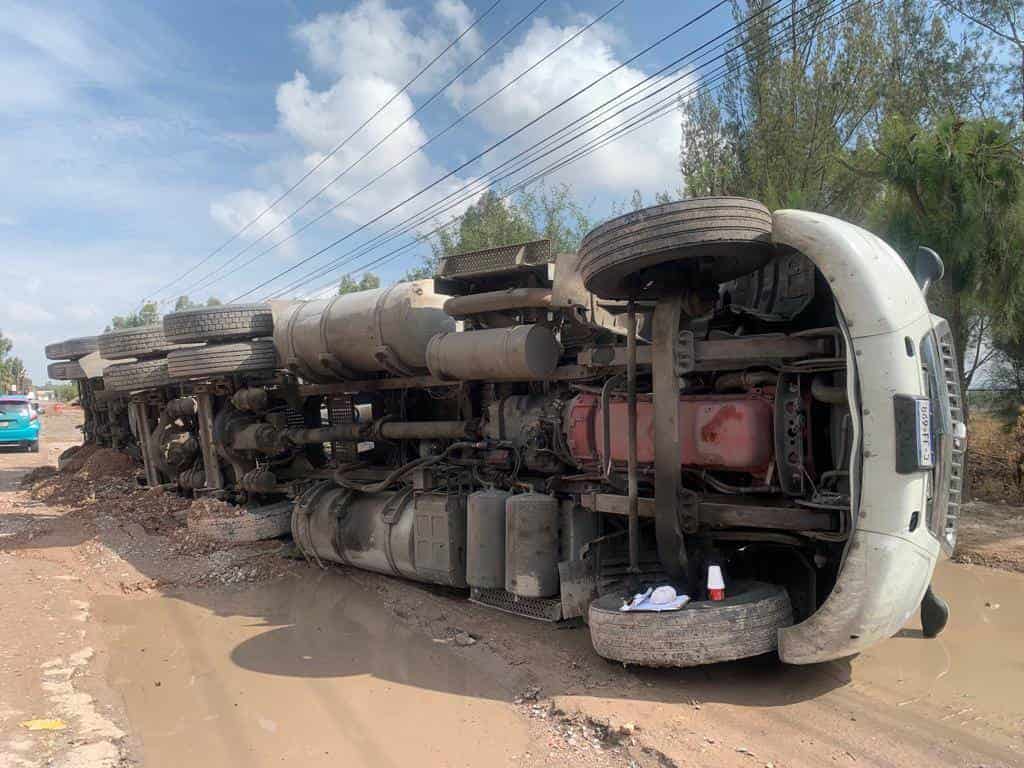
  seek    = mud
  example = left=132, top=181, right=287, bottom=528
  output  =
left=95, top=572, right=537, bottom=768
left=2, top=411, right=1024, bottom=767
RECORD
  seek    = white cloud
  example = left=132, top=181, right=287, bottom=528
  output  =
left=210, top=189, right=299, bottom=259
left=0, top=300, right=55, bottom=325
left=209, top=0, right=481, bottom=264
left=453, top=17, right=685, bottom=195
left=291, top=0, right=481, bottom=93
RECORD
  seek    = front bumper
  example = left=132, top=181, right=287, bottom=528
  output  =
left=0, top=425, right=40, bottom=444
left=778, top=529, right=934, bottom=663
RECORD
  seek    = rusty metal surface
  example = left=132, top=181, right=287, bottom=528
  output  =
left=565, top=392, right=774, bottom=474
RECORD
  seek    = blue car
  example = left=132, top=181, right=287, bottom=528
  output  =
left=0, top=395, right=40, bottom=452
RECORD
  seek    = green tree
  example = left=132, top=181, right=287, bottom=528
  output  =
left=0, top=331, right=14, bottom=392
left=338, top=273, right=381, bottom=295
left=407, top=184, right=590, bottom=279
left=942, top=0, right=1024, bottom=121
left=865, top=115, right=1024, bottom=387
left=679, top=0, right=994, bottom=218
left=2, top=357, right=28, bottom=393
left=50, top=382, right=78, bottom=402
left=107, top=302, right=160, bottom=331
left=173, top=295, right=223, bottom=311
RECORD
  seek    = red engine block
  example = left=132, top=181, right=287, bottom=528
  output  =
left=564, top=391, right=775, bottom=475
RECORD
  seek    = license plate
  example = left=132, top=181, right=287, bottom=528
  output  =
left=916, top=399, right=933, bottom=468
left=0, top=421, right=10, bottom=428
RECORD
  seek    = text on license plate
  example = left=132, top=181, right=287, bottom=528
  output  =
left=916, top=399, right=933, bottom=468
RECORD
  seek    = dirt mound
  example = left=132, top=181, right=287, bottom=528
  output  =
left=79, top=448, right=137, bottom=480
left=59, top=443, right=99, bottom=474
left=20, top=465, right=58, bottom=485
left=968, top=412, right=1019, bottom=503
left=955, top=501, right=1024, bottom=574
left=19, top=465, right=293, bottom=586
left=187, top=497, right=239, bottom=522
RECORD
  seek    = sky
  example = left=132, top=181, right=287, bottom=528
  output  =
left=1, top=0, right=735, bottom=384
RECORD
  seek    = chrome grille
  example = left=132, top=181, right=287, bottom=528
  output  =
left=938, top=330, right=964, bottom=550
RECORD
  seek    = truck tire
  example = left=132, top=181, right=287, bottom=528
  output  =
left=187, top=501, right=293, bottom=543
left=98, top=325, right=179, bottom=361
left=45, top=336, right=99, bottom=361
left=103, top=359, right=170, bottom=393
left=588, top=580, right=793, bottom=667
left=163, top=303, right=273, bottom=344
left=167, top=339, right=277, bottom=381
left=47, top=361, right=86, bottom=381
left=579, top=197, right=775, bottom=300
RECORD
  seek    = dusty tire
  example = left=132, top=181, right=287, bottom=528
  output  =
left=188, top=501, right=293, bottom=543
left=167, top=339, right=277, bottom=381
left=103, top=359, right=170, bottom=393
left=588, top=581, right=793, bottom=668
left=579, top=197, right=775, bottom=300
left=45, top=336, right=99, bottom=361
left=47, top=361, right=86, bottom=381
left=98, top=324, right=186, bottom=361
left=163, top=303, right=273, bottom=344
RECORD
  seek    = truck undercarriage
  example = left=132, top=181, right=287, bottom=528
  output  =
left=46, top=198, right=961, bottom=667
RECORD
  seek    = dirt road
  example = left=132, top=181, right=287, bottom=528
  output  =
left=1, top=414, right=1022, bottom=767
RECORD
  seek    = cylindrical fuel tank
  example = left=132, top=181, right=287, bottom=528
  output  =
left=505, top=492, right=560, bottom=598
left=273, top=281, right=453, bottom=382
left=292, top=483, right=467, bottom=587
left=466, top=489, right=510, bottom=589
left=426, top=324, right=562, bottom=381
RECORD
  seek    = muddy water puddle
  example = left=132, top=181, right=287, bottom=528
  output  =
left=852, top=561, right=1024, bottom=718
left=94, top=571, right=534, bottom=767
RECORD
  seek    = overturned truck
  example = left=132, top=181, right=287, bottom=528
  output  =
left=47, top=199, right=964, bottom=666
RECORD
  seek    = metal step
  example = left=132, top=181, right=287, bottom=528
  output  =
left=469, top=587, right=563, bottom=622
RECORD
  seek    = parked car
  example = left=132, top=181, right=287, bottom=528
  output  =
left=0, top=395, right=41, bottom=452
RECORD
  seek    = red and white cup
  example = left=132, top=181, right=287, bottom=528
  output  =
left=707, top=565, right=726, bottom=601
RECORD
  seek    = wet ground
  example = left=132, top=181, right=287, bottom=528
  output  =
left=1, top=413, right=1022, bottom=767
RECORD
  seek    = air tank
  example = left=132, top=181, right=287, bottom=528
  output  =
left=505, top=492, right=560, bottom=598
left=273, top=280, right=453, bottom=382
left=426, top=324, right=562, bottom=381
left=466, top=489, right=510, bottom=589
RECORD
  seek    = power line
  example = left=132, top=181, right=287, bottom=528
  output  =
left=257, top=0, right=777, bottom=299
left=176, top=0, right=555, bottom=300
left=282, top=0, right=860, bottom=299
left=226, top=0, right=731, bottom=302
left=179, top=0, right=622, bottom=299
left=142, top=0, right=503, bottom=307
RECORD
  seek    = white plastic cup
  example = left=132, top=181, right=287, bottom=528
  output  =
left=707, top=565, right=725, bottom=601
